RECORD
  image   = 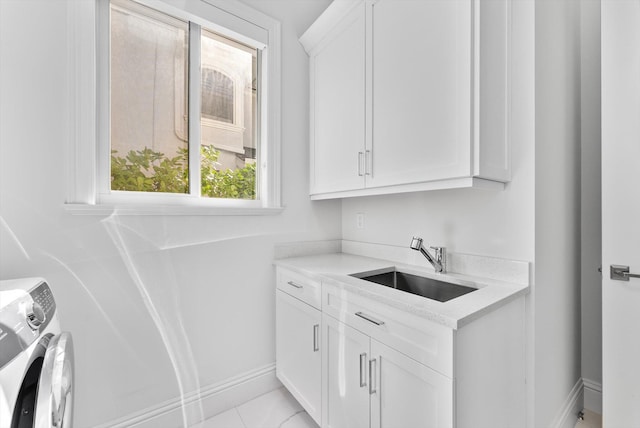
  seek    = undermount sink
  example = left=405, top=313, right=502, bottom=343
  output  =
left=350, top=268, right=477, bottom=303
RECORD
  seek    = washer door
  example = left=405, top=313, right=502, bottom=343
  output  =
left=34, top=332, right=74, bottom=428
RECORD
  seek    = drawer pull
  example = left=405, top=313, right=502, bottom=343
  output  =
left=313, top=324, right=319, bottom=352
left=369, top=358, right=377, bottom=394
left=287, top=281, right=303, bottom=289
left=355, top=311, right=385, bottom=326
left=359, top=353, right=367, bottom=387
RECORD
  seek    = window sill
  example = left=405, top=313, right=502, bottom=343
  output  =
left=63, top=203, right=284, bottom=216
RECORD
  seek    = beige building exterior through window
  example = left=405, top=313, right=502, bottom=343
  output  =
left=110, top=2, right=257, bottom=176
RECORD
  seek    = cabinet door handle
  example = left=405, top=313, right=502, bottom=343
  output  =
left=358, top=152, right=364, bottom=176
left=359, top=353, right=367, bottom=387
left=365, top=150, right=372, bottom=176
left=313, top=324, right=319, bottom=352
left=287, top=281, right=303, bottom=289
left=369, top=358, right=377, bottom=394
left=355, top=311, right=385, bottom=326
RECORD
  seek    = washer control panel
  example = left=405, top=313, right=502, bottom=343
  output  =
left=30, top=282, right=55, bottom=328
left=0, top=279, right=56, bottom=370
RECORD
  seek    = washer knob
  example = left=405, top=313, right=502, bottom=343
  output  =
left=27, top=302, right=46, bottom=330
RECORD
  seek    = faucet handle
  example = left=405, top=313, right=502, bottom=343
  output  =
left=429, top=247, right=446, bottom=271
left=429, top=246, right=445, bottom=256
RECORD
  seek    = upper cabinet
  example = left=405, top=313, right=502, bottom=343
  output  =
left=302, top=1, right=367, bottom=195
left=300, top=0, right=511, bottom=200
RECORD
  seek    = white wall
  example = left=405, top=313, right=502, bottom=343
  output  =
left=0, top=0, right=337, bottom=426
left=534, top=0, right=583, bottom=426
left=580, top=0, right=603, bottom=414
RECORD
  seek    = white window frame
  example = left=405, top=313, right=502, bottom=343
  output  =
left=65, top=0, right=282, bottom=215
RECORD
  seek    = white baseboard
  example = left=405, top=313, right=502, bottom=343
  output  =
left=96, top=364, right=281, bottom=428
left=582, top=378, right=602, bottom=415
left=550, top=378, right=584, bottom=428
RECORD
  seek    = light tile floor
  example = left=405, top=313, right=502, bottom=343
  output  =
left=575, top=410, right=602, bottom=428
left=201, top=388, right=318, bottom=428
left=202, top=388, right=602, bottom=428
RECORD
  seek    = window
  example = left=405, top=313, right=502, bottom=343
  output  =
left=110, top=0, right=190, bottom=195
left=65, top=0, right=281, bottom=213
left=109, top=0, right=261, bottom=201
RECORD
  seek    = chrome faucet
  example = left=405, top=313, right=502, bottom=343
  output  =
left=410, top=237, right=446, bottom=273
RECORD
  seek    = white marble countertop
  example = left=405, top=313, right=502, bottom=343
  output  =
left=274, top=252, right=529, bottom=329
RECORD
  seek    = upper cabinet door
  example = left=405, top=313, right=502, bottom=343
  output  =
left=367, top=0, right=472, bottom=188
left=308, top=2, right=367, bottom=195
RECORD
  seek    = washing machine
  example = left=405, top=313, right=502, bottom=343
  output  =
left=0, top=278, right=74, bottom=428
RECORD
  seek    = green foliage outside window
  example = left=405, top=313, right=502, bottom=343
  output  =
left=111, top=145, right=256, bottom=199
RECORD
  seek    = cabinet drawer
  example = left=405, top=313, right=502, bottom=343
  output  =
left=323, top=284, right=454, bottom=377
left=276, top=268, right=322, bottom=310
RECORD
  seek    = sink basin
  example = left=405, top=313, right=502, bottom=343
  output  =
left=351, top=269, right=477, bottom=303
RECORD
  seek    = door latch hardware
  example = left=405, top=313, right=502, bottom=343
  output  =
left=610, top=265, right=640, bottom=281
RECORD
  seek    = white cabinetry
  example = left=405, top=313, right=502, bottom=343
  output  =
left=306, top=2, right=366, bottom=195
left=321, top=282, right=525, bottom=428
left=300, top=0, right=510, bottom=200
left=368, top=0, right=471, bottom=188
left=371, top=340, right=453, bottom=428
left=322, top=314, right=453, bottom=428
left=275, top=269, right=322, bottom=424
left=275, top=265, right=526, bottom=428
left=322, top=314, right=370, bottom=428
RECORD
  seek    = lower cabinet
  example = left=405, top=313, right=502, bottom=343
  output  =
left=275, top=266, right=526, bottom=428
left=322, top=314, right=370, bottom=428
left=275, top=289, right=321, bottom=424
left=371, top=340, right=453, bottom=428
left=322, top=314, right=453, bottom=428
